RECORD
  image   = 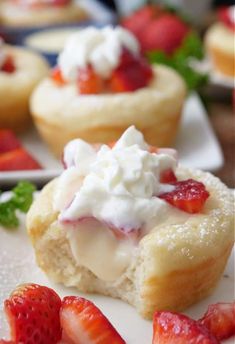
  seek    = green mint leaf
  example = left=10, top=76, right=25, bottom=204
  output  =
left=0, top=201, right=19, bottom=229
left=11, top=181, right=36, bottom=213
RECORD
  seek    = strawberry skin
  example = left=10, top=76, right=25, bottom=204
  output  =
left=218, top=6, right=235, bottom=30
left=0, top=148, right=42, bottom=171
left=199, top=302, right=235, bottom=341
left=60, top=296, right=126, bottom=344
left=0, top=130, right=21, bottom=154
left=160, top=169, right=177, bottom=184
left=153, top=311, right=219, bottom=344
left=159, top=179, right=209, bottom=213
left=0, top=341, right=16, bottom=343
left=4, top=283, right=62, bottom=344
left=141, top=14, right=189, bottom=54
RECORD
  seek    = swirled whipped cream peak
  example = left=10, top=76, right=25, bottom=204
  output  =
left=57, top=26, right=140, bottom=81
left=54, top=126, right=177, bottom=232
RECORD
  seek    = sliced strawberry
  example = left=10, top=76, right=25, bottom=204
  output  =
left=77, top=65, right=104, bottom=95
left=0, top=148, right=42, bottom=171
left=110, top=56, right=153, bottom=92
left=152, top=311, right=219, bottom=344
left=0, top=130, right=21, bottom=154
left=159, top=179, right=209, bottom=213
left=60, top=296, right=126, bottom=344
left=160, top=169, right=177, bottom=183
left=141, top=14, right=189, bottom=55
left=4, top=283, right=62, bottom=344
left=1, top=55, right=15, bottom=74
left=121, top=5, right=164, bottom=40
left=199, top=302, right=235, bottom=341
left=218, top=6, right=235, bottom=30
left=51, top=66, right=66, bottom=86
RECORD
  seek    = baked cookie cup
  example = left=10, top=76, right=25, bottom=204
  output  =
left=0, top=1, right=88, bottom=27
left=27, top=167, right=234, bottom=320
left=205, top=23, right=235, bottom=77
left=30, top=65, right=186, bottom=157
left=0, top=45, right=49, bottom=132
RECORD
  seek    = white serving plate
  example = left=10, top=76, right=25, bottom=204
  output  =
left=0, top=92, right=223, bottom=185
left=0, top=210, right=234, bottom=343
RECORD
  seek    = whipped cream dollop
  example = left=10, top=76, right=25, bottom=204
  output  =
left=54, top=126, right=177, bottom=231
left=58, top=26, right=140, bottom=80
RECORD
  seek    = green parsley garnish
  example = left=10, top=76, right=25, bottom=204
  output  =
left=147, top=32, right=208, bottom=91
left=0, top=181, right=36, bottom=229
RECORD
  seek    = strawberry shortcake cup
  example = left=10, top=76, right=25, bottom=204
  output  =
left=0, top=39, right=49, bottom=132
left=0, top=0, right=87, bottom=27
left=30, top=26, right=186, bottom=157
left=27, top=126, right=234, bottom=319
left=205, top=6, right=235, bottom=77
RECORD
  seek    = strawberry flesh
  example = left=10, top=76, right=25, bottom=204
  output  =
left=0, top=148, right=42, bottom=171
left=0, top=130, right=21, bottom=154
left=60, top=296, right=126, bottom=344
left=199, top=302, right=235, bottom=341
left=51, top=66, right=66, bottom=86
left=152, top=311, right=219, bottom=344
left=1, top=55, right=15, bottom=74
left=159, top=179, right=209, bottom=213
left=77, top=65, right=104, bottom=94
left=4, top=283, right=62, bottom=344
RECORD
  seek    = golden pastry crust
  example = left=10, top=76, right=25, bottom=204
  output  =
left=30, top=65, right=186, bottom=157
left=0, top=45, right=49, bottom=132
left=27, top=167, right=234, bottom=319
left=205, top=23, right=235, bottom=77
left=0, top=1, right=88, bottom=27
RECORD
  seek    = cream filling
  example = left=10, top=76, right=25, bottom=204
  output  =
left=66, top=218, right=134, bottom=282
left=65, top=207, right=195, bottom=282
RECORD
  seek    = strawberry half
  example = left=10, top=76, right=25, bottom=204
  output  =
left=141, top=14, right=189, bottom=55
left=60, top=296, right=126, bottom=344
left=77, top=65, right=104, bottom=94
left=1, top=55, right=15, bottom=74
left=110, top=51, right=153, bottom=92
left=0, top=148, right=42, bottom=171
left=159, top=179, right=209, bottom=213
left=160, top=169, right=177, bottom=184
left=121, top=5, right=164, bottom=41
left=152, top=311, right=219, bottom=344
left=4, top=283, right=62, bottom=344
left=0, top=130, right=21, bottom=154
left=199, top=302, right=235, bottom=341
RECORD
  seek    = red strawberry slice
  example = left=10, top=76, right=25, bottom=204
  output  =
left=0, top=148, right=42, bottom=171
left=152, top=311, right=219, bottom=344
left=121, top=5, right=164, bottom=40
left=199, top=302, right=235, bottom=341
left=77, top=65, right=104, bottom=94
left=0, top=130, right=21, bottom=154
left=1, top=55, right=15, bottom=74
left=140, top=14, right=189, bottom=55
left=4, top=283, right=62, bottom=344
left=111, top=56, right=153, bottom=92
left=159, top=179, right=209, bottom=213
left=51, top=66, right=66, bottom=86
left=60, top=296, right=126, bottom=344
left=218, top=6, right=235, bottom=30
left=160, top=169, right=177, bottom=183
